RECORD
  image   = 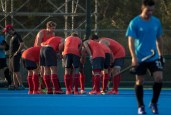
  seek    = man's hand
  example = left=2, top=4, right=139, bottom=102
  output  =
left=129, top=66, right=137, bottom=74
left=130, top=56, right=139, bottom=74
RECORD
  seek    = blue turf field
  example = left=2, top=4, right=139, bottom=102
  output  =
left=0, top=89, right=171, bottom=115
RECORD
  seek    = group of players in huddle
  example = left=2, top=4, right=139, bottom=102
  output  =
left=21, top=21, right=126, bottom=95
left=1, top=0, right=164, bottom=114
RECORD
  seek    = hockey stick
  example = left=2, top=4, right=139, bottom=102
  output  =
left=107, top=49, right=155, bottom=90
left=141, top=49, right=155, bottom=62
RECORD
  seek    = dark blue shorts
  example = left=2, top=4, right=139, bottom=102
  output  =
left=40, top=46, right=57, bottom=67
left=92, top=57, right=104, bottom=70
left=0, top=58, right=7, bottom=69
left=63, top=54, right=80, bottom=68
left=135, top=59, right=163, bottom=76
left=22, top=58, right=37, bottom=70
left=110, top=58, right=124, bottom=68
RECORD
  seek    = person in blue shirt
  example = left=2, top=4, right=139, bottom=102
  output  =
left=126, top=0, right=164, bottom=114
left=0, top=32, right=12, bottom=88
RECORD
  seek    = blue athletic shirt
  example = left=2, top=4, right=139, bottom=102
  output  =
left=0, top=35, right=6, bottom=58
left=126, top=15, right=163, bottom=62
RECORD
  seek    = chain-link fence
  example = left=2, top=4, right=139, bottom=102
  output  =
left=1, top=30, right=171, bottom=88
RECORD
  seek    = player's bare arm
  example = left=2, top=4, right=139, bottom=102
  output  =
left=83, top=40, right=92, bottom=56
left=128, top=37, right=138, bottom=66
left=35, top=30, right=43, bottom=46
left=156, top=36, right=163, bottom=56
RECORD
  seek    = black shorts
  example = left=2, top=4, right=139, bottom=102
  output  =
left=92, top=57, right=104, bottom=70
left=22, top=58, right=37, bottom=70
left=110, top=58, right=124, bottom=68
left=40, top=46, right=57, bottom=67
left=104, top=53, right=111, bottom=69
left=135, top=59, right=163, bottom=76
left=9, top=53, right=21, bottom=72
left=0, top=58, right=7, bottom=69
left=63, top=54, right=80, bottom=68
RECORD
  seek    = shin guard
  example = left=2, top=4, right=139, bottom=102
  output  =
left=64, top=74, right=71, bottom=92
left=69, top=74, right=73, bottom=91
left=74, top=74, right=79, bottom=92
left=152, top=82, right=163, bottom=104
left=135, top=85, right=144, bottom=107
left=27, top=75, right=33, bottom=92
left=113, top=75, right=121, bottom=91
left=80, top=73, right=85, bottom=90
left=32, top=74, right=39, bottom=92
left=94, top=75, right=101, bottom=92
left=43, top=75, right=52, bottom=93
left=102, top=74, right=110, bottom=91
left=51, top=74, right=60, bottom=91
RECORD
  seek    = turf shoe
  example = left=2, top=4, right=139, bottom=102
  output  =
left=89, top=90, right=101, bottom=95
left=96, top=91, right=102, bottom=95
left=46, top=90, right=53, bottom=94
left=89, top=90, right=96, bottom=95
left=138, top=106, right=146, bottom=114
left=74, top=91, right=80, bottom=95
left=101, top=90, right=108, bottom=95
left=107, top=90, right=119, bottom=94
left=149, top=103, right=158, bottom=114
left=80, top=90, right=86, bottom=94
left=28, top=91, right=33, bottom=94
left=54, top=90, right=65, bottom=94
left=33, top=91, right=45, bottom=94
left=8, top=85, right=16, bottom=90
left=66, top=90, right=72, bottom=95
left=16, top=85, right=25, bottom=90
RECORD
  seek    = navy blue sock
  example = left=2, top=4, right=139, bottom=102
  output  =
left=151, top=82, right=162, bottom=104
left=135, top=85, right=144, bottom=107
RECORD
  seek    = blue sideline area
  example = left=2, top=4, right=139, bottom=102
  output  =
left=0, top=89, right=171, bottom=115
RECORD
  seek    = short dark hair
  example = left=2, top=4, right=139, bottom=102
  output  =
left=90, top=34, right=99, bottom=40
left=142, top=0, right=155, bottom=6
left=71, top=31, right=78, bottom=37
left=46, top=21, right=56, bottom=28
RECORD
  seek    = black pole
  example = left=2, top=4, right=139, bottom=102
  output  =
left=85, top=0, right=91, bottom=40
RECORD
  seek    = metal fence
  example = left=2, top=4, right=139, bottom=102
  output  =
left=0, top=30, right=171, bottom=88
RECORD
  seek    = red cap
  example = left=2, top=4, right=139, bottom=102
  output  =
left=3, top=24, right=13, bottom=33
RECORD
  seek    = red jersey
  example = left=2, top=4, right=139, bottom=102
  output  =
left=34, top=29, right=55, bottom=46
left=63, top=36, right=82, bottom=56
left=88, top=40, right=105, bottom=59
left=22, top=46, right=41, bottom=63
left=100, top=38, right=126, bottom=58
left=99, top=43, right=111, bottom=54
left=41, top=36, right=62, bottom=52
